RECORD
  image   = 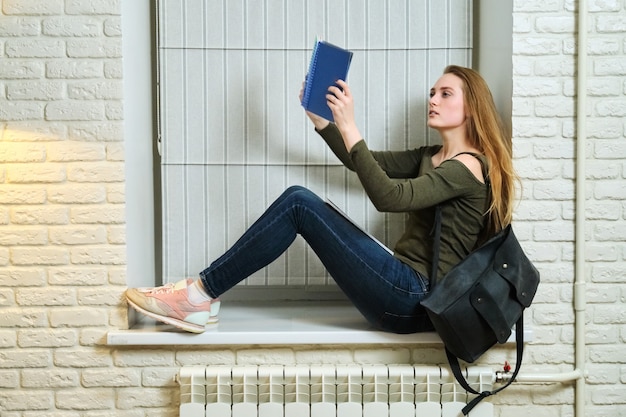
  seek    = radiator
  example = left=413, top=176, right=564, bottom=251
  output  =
left=178, top=365, right=494, bottom=417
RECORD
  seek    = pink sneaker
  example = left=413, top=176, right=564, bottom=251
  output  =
left=126, top=279, right=219, bottom=333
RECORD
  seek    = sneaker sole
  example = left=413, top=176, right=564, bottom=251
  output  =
left=126, top=297, right=216, bottom=333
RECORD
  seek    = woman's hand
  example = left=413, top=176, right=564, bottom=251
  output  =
left=327, top=80, right=362, bottom=152
left=299, top=81, right=330, bottom=130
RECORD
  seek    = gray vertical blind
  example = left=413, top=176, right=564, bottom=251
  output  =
left=158, top=0, right=472, bottom=288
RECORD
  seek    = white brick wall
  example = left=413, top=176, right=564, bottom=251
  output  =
left=0, top=0, right=624, bottom=416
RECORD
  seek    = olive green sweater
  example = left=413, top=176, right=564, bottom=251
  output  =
left=317, top=123, right=488, bottom=282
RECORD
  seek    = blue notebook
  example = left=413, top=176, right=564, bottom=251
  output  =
left=301, top=40, right=353, bottom=122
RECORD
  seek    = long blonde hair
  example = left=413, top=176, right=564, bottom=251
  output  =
left=444, top=65, right=518, bottom=233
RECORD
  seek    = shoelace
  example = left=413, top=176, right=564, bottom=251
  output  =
left=149, top=283, right=176, bottom=294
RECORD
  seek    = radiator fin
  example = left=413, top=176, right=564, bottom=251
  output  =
left=179, top=365, right=494, bottom=417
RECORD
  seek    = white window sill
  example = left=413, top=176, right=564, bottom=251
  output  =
left=107, top=301, right=532, bottom=346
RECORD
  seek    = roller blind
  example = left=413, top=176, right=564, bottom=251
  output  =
left=158, top=0, right=472, bottom=290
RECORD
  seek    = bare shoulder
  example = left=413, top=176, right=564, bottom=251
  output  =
left=452, top=153, right=485, bottom=184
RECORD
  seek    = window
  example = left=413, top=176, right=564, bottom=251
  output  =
left=156, top=0, right=472, bottom=298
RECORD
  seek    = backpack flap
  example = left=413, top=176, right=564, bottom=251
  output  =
left=493, top=228, right=540, bottom=308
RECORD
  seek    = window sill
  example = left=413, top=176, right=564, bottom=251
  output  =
left=107, top=301, right=532, bottom=346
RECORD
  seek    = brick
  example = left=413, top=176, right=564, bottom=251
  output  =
left=42, top=17, right=102, bottom=37
left=48, top=267, right=107, bottom=285
left=513, top=119, right=558, bottom=137
left=54, top=348, right=112, bottom=368
left=533, top=222, right=575, bottom=241
left=596, top=15, right=626, bottom=33
left=0, top=390, right=52, bottom=411
left=69, top=121, right=124, bottom=141
left=46, top=142, right=105, bottom=163
left=588, top=38, right=621, bottom=56
left=46, top=60, right=103, bottom=79
left=0, top=349, right=51, bottom=368
left=593, top=306, right=626, bottom=325
left=141, top=368, right=178, bottom=387
left=0, top=288, right=15, bottom=308
left=18, top=329, right=77, bottom=348
left=0, top=268, right=45, bottom=286
left=49, top=225, right=107, bottom=245
left=0, top=329, right=17, bottom=347
left=66, top=39, right=122, bottom=58
left=0, top=226, right=47, bottom=245
left=11, top=206, right=70, bottom=225
left=51, top=307, right=107, bottom=328
left=515, top=160, right=562, bottom=180
left=45, top=101, right=105, bottom=121
left=534, top=57, right=577, bottom=76
left=0, top=143, right=46, bottom=162
left=535, top=16, right=576, bottom=33
left=592, top=264, right=626, bottom=283
left=0, top=185, right=47, bottom=204
left=22, top=368, right=79, bottom=388
left=116, top=388, right=172, bottom=409
left=67, top=162, right=126, bottom=182
left=5, top=39, right=65, bottom=58
left=0, top=60, right=44, bottom=79
left=11, top=247, right=69, bottom=266
left=104, top=18, right=122, bottom=37
left=81, top=368, right=140, bottom=387
left=71, top=205, right=125, bottom=224
left=0, top=17, right=41, bottom=37
left=79, top=327, right=108, bottom=346
left=587, top=117, right=623, bottom=138
left=7, top=81, right=64, bottom=100
left=70, top=245, right=126, bottom=265
left=3, top=122, right=68, bottom=141
left=533, top=139, right=576, bottom=159
left=586, top=202, right=622, bottom=220
left=0, top=370, right=19, bottom=388
left=0, top=101, right=44, bottom=121
left=106, top=184, right=126, bottom=204
left=596, top=98, right=626, bottom=117
left=65, top=0, right=121, bottom=16
left=0, top=248, right=9, bottom=266
left=68, top=81, right=123, bottom=100
left=3, top=0, right=64, bottom=15
left=105, top=101, right=123, bottom=120
left=594, top=223, right=626, bottom=241
left=590, top=346, right=626, bottom=366
left=77, top=287, right=123, bottom=306
left=534, top=97, right=576, bottom=117
left=513, top=37, right=562, bottom=55
left=47, top=184, right=107, bottom=204
left=104, top=60, right=123, bottom=78
left=594, top=181, right=626, bottom=199
left=533, top=180, right=575, bottom=201
left=7, top=164, right=66, bottom=183
left=594, top=57, right=626, bottom=76
left=17, top=287, right=77, bottom=306
left=513, top=78, right=562, bottom=96
left=55, top=388, right=115, bottom=410
left=113, top=350, right=175, bottom=367
left=107, top=225, right=125, bottom=244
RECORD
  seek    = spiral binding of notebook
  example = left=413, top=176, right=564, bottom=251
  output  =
left=301, top=38, right=321, bottom=109
left=301, top=38, right=353, bottom=122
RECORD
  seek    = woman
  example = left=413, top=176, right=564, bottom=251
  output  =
left=125, top=65, right=516, bottom=334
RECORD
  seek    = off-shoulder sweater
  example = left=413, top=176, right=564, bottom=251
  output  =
left=317, top=123, right=488, bottom=282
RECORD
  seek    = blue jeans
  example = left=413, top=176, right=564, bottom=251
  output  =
left=199, top=186, right=434, bottom=334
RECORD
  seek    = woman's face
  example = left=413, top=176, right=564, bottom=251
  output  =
left=427, top=73, right=467, bottom=131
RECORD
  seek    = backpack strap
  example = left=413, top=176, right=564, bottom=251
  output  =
left=430, top=153, right=489, bottom=285
left=430, top=153, right=524, bottom=415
